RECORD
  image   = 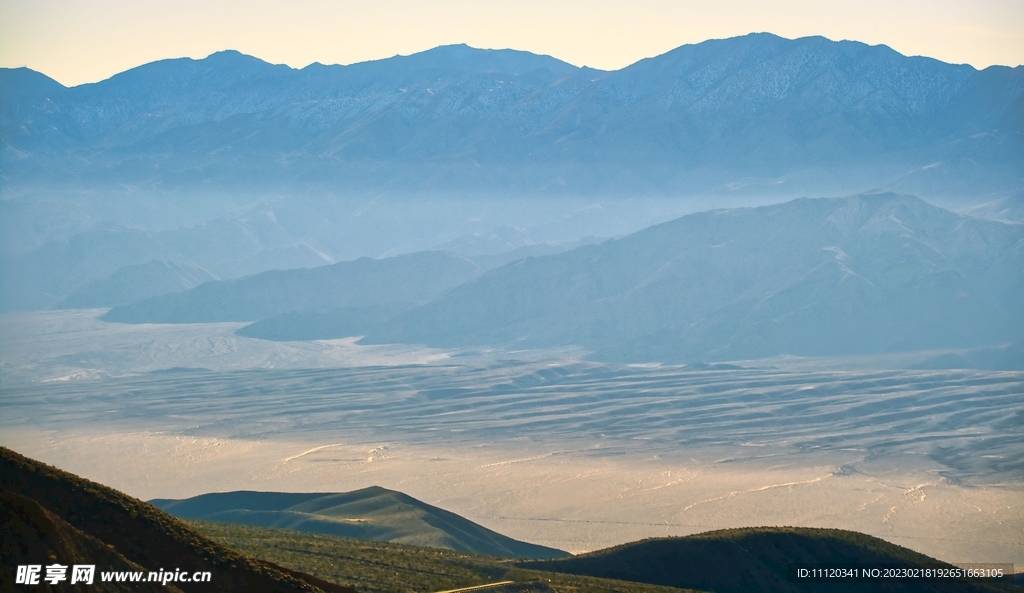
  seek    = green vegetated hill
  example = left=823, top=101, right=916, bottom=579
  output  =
left=518, top=527, right=1020, bottom=593
left=150, top=488, right=567, bottom=559
left=0, top=447, right=353, bottom=593
left=191, top=521, right=1022, bottom=593
left=191, top=520, right=699, bottom=593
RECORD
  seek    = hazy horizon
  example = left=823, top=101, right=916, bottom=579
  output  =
left=2, top=1, right=1022, bottom=86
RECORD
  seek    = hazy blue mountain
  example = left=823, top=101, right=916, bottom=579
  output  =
left=0, top=215, right=332, bottom=311
left=0, top=45, right=577, bottom=189
left=0, top=68, right=71, bottom=155
left=2, top=34, right=1020, bottom=203
left=3, top=35, right=1021, bottom=313
left=234, top=239, right=607, bottom=341
left=103, top=251, right=481, bottom=323
left=362, top=193, right=1024, bottom=362
left=150, top=487, right=568, bottom=559
left=2, top=229, right=183, bottom=311
left=56, top=260, right=217, bottom=309
left=0, top=67, right=66, bottom=100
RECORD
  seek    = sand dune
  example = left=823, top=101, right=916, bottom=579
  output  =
left=4, top=353, right=1019, bottom=482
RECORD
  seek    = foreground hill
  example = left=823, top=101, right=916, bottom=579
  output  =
left=192, top=521, right=698, bottom=593
left=1, top=447, right=1016, bottom=592
left=1, top=490, right=171, bottom=592
left=151, top=487, right=567, bottom=559
left=364, top=192, right=1024, bottom=362
left=192, top=521, right=1019, bottom=593
left=518, top=527, right=1017, bottom=593
left=103, top=251, right=480, bottom=323
left=0, top=447, right=352, bottom=593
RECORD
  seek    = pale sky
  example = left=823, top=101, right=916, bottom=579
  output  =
left=1, top=0, right=1022, bottom=87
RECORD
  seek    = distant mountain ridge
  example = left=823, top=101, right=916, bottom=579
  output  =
left=2, top=33, right=1021, bottom=201
left=57, top=260, right=218, bottom=309
left=103, top=250, right=481, bottom=323
left=0, top=215, right=333, bottom=311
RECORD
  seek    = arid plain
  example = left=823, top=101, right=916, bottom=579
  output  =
left=1, top=309, right=1021, bottom=565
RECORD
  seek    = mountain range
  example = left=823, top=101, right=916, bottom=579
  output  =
left=103, top=192, right=1023, bottom=363
left=3, top=34, right=1021, bottom=202
left=2, top=33, right=1022, bottom=313
left=102, top=250, right=481, bottom=323
left=361, top=192, right=1023, bottom=361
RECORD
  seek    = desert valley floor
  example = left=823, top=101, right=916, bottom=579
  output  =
left=1, top=309, right=1021, bottom=564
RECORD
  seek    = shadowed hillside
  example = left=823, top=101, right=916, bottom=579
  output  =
left=1, top=490, right=174, bottom=592
left=517, top=527, right=1018, bottom=593
left=151, top=487, right=568, bottom=559
left=0, top=447, right=352, bottom=593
